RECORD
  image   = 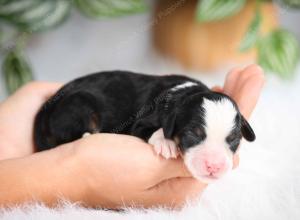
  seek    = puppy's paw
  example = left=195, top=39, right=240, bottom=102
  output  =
left=82, top=132, right=91, bottom=138
left=148, top=128, right=179, bottom=159
left=153, top=139, right=178, bottom=159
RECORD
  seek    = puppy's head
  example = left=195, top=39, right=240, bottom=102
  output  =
left=162, top=92, right=255, bottom=183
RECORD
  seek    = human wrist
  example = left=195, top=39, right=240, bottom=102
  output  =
left=0, top=142, right=87, bottom=207
left=33, top=143, right=90, bottom=206
left=69, top=137, right=114, bottom=208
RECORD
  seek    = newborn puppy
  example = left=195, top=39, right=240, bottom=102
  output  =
left=34, top=71, right=255, bottom=182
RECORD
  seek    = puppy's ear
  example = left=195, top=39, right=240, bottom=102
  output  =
left=162, top=112, right=176, bottom=139
left=241, top=115, right=256, bottom=142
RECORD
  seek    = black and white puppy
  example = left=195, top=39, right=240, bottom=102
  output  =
left=34, top=71, right=255, bottom=182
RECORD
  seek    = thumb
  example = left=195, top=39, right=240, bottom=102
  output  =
left=154, top=156, right=193, bottom=184
left=232, top=153, right=240, bottom=169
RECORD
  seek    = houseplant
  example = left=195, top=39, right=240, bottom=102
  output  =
left=153, top=0, right=300, bottom=78
left=0, top=0, right=146, bottom=94
left=1, top=0, right=299, bottom=94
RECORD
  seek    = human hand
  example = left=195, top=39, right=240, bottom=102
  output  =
left=212, top=64, right=265, bottom=168
left=0, top=64, right=264, bottom=209
left=66, top=134, right=203, bottom=209
left=0, top=82, right=62, bottom=160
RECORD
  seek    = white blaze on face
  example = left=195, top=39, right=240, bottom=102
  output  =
left=170, top=81, right=197, bottom=92
left=203, top=98, right=237, bottom=145
left=184, top=98, right=238, bottom=183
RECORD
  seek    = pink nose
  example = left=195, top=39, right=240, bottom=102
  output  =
left=205, top=160, right=224, bottom=174
left=187, top=147, right=230, bottom=179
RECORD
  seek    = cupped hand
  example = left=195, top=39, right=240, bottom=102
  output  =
left=0, top=82, right=62, bottom=160
left=0, top=64, right=264, bottom=209
left=69, top=133, right=202, bottom=209
left=213, top=64, right=265, bottom=119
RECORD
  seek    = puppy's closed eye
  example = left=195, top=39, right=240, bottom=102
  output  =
left=226, top=133, right=241, bottom=152
left=194, top=127, right=205, bottom=138
left=181, top=129, right=205, bottom=147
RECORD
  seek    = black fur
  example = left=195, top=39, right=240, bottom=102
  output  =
left=34, top=70, right=255, bottom=152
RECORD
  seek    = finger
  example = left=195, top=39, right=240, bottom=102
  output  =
left=234, top=65, right=265, bottom=119
left=239, top=64, right=264, bottom=83
left=19, top=81, right=62, bottom=94
left=155, top=157, right=192, bottom=182
left=74, top=133, right=191, bottom=181
left=15, top=82, right=63, bottom=103
left=143, top=177, right=206, bottom=209
left=223, top=67, right=243, bottom=95
left=31, top=82, right=63, bottom=100
left=42, top=82, right=63, bottom=98
left=109, top=177, right=205, bottom=209
left=211, top=85, right=223, bottom=92
left=232, top=153, right=240, bottom=169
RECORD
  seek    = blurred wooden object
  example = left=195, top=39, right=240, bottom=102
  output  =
left=152, top=0, right=278, bottom=71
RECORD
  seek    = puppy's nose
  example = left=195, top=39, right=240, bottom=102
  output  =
left=184, top=147, right=231, bottom=182
left=205, top=160, right=224, bottom=174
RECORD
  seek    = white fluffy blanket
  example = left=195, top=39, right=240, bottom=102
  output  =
left=1, top=73, right=300, bottom=220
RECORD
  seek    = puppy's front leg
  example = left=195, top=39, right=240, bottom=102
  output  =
left=148, top=128, right=179, bottom=159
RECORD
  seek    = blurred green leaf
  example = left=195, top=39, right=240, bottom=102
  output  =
left=0, top=0, right=72, bottom=32
left=0, top=0, right=40, bottom=17
left=0, top=0, right=10, bottom=6
left=29, top=0, right=72, bottom=32
left=239, top=7, right=262, bottom=52
left=0, top=25, right=20, bottom=51
left=0, top=26, right=3, bottom=46
left=280, top=0, right=300, bottom=8
left=2, top=49, right=33, bottom=94
left=196, top=0, right=246, bottom=22
left=75, top=0, right=147, bottom=18
left=258, top=29, right=300, bottom=78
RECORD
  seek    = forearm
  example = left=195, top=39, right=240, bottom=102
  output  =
left=0, top=143, right=85, bottom=207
